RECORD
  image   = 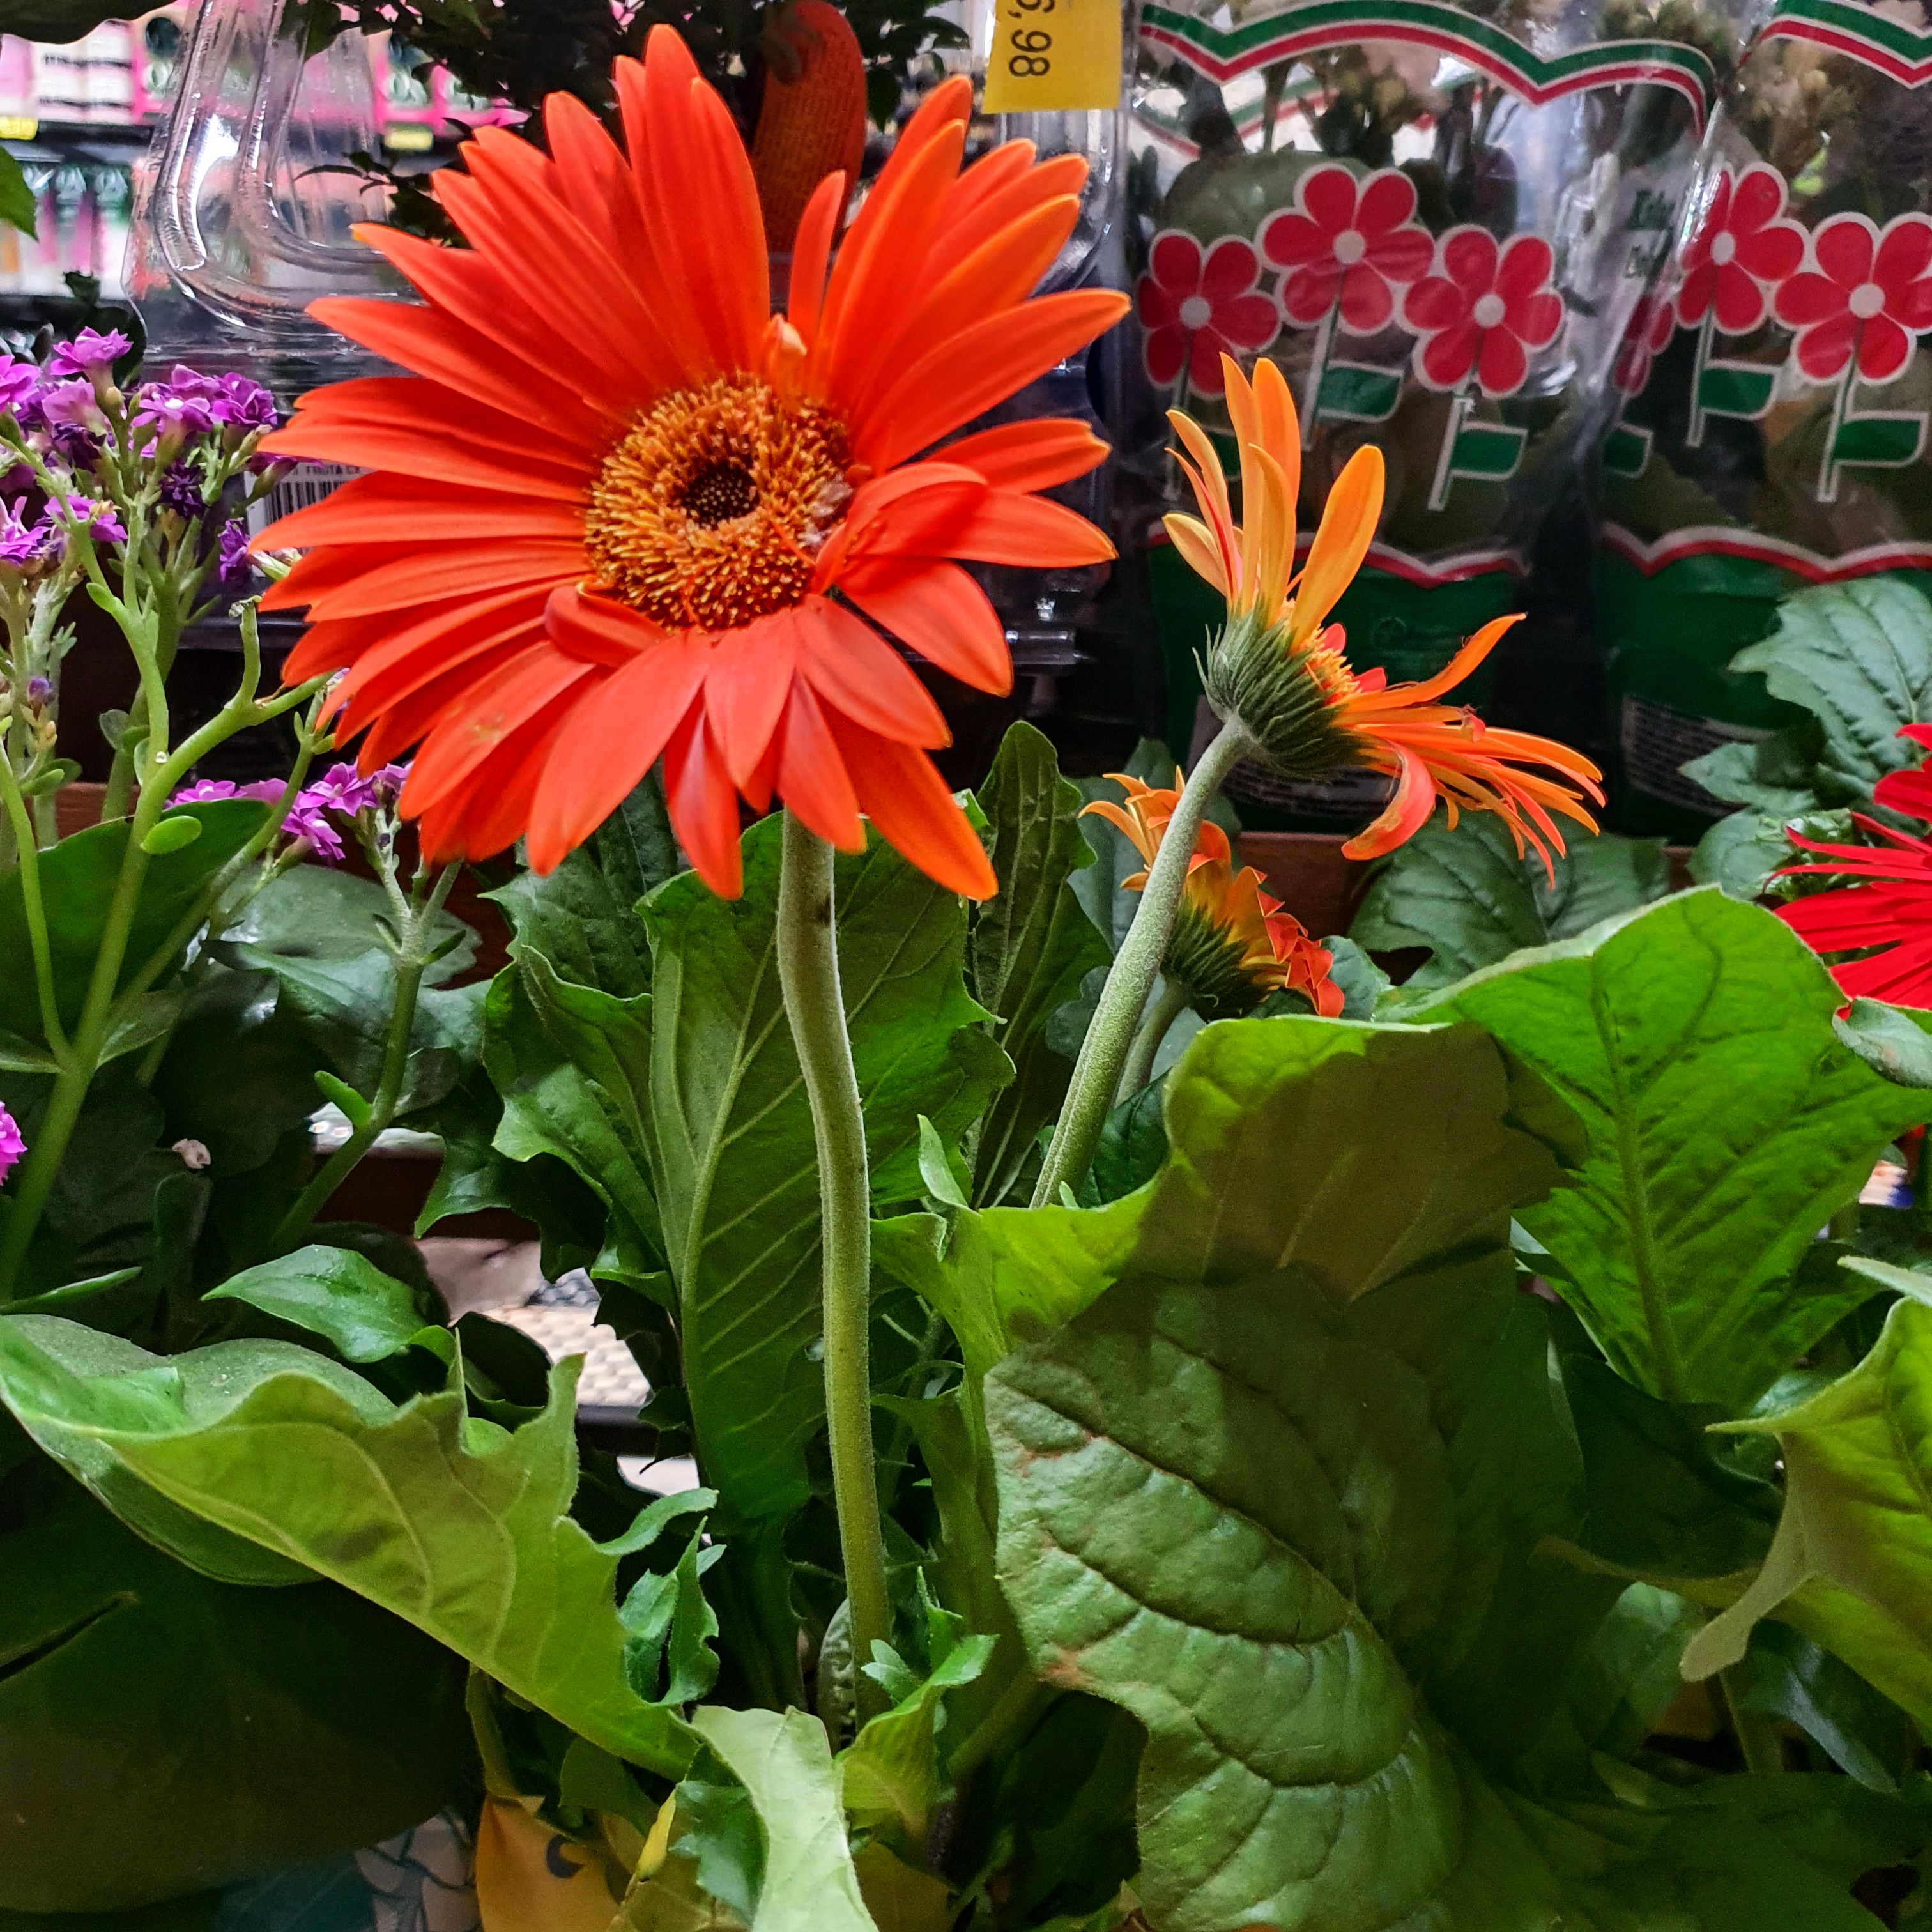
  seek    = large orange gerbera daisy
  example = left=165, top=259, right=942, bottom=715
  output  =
left=1086, top=772, right=1343, bottom=1018
left=1168, top=354, right=1602, bottom=875
left=254, top=30, right=1128, bottom=899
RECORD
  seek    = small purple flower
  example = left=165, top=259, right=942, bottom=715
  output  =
left=40, top=380, right=105, bottom=433
left=135, top=385, right=217, bottom=441
left=215, top=517, right=254, bottom=590
left=368, top=761, right=409, bottom=806
left=24, top=676, right=52, bottom=707
left=48, top=328, right=130, bottom=379
left=302, top=760, right=383, bottom=816
left=0, top=356, right=40, bottom=418
left=283, top=793, right=346, bottom=864
left=47, top=496, right=126, bottom=546
left=158, top=462, right=205, bottom=518
left=0, top=498, right=45, bottom=568
left=168, top=776, right=286, bottom=807
left=0, top=1102, right=24, bottom=1185
left=215, top=372, right=279, bottom=432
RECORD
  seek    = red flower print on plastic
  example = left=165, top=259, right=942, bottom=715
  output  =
left=1401, top=229, right=1565, bottom=397
left=1675, top=165, right=1804, bottom=335
left=1775, top=211, right=1932, bottom=385
left=1614, top=289, right=1675, bottom=395
left=1258, top=165, right=1434, bottom=334
left=1137, top=231, right=1280, bottom=396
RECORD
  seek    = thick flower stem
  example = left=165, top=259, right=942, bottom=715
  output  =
left=1033, top=719, right=1253, bottom=1208
left=776, top=810, right=891, bottom=1724
left=1116, top=976, right=1192, bottom=1108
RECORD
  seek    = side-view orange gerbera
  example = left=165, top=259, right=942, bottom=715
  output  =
left=1086, top=772, right=1343, bottom=1020
left=1170, top=353, right=1603, bottom=876
left=254, top=30, right=1128, bottom=900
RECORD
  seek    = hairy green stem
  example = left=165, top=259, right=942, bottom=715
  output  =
left=268, top=862, right=461, bottom=1251
left=1115, top=976, right=1191, bottom=1108
left=776, top=809, right=891, bottom=1724
left=0, top=755, right=69, bottom=1065
left=1033, top=719, right=1252, bottom=1207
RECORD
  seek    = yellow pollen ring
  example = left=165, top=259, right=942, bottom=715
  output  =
left=583, top=372, right=852, bottom=631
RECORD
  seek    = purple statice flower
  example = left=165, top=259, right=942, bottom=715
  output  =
left=40, top=379, right=105, bottom=433
left=48, top=328, right=130, bottom=379
left=282, top=790, right=346, bottom=864
left=169, top=776, right=286, bottom=807
left=214, top=517, right=254, bottom=590
left=47, top=496, right=126, bottom=546
left=134, top=384, right=217, bottom=442
left=215, top=372, right=279, bottom=432
left=0, top=1101, right=24, bottom=1185
left=158, top=461, right=206, bottom=518
left=0, top=356, right=40, bottom=419
left=0, top=498, right=45, bottom=568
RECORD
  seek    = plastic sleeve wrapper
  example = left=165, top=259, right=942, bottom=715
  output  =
left=1123, top=0, right=1754, bottom=827
left=1595, top=0, right=1932, bottom=836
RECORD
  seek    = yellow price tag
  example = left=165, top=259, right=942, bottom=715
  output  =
left=983, top=0, right=1123, bottom=114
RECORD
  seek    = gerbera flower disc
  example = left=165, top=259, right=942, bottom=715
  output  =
left=254, top=31, right=1128, bottom=899
left=1168, top=353, right=1603, bottom=875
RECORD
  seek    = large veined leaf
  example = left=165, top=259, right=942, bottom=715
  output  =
left=0, top=1468, right=467, bottom=1913
left=641, top=817, right=1008, bottom=1527
left=879, top=1013, right=1570, bottom=1377
left=1415, top=891, right=1931, bottom=1411
left=0, top=802, right=269, bottom=1046
left=0, top=1311, right=697, bottom=1777
left=965, top=723, right=1110, bottom=1208
left=687, top=1708, right=874, bottom=1932
left=488, top=775, right=675, bottom=1000
left=985, top=1251, right=1917, bottom=1930
left=1682, top=1290, right=1932, bottom=1730
left=1351, top=812, right=1670, bottom=995
left=1729, top=576, right=1932, bottom=803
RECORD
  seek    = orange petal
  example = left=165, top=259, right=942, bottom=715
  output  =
left=263, top=414, right=588, bottom=502
left=798, top=597, right=950, bottom=746
left=940, top=153, right=1088, bottom=275
left=933, top=489, right=1116, bottom=569
left=356, top=637, right=534, bottom=766
left=705, top=610, right=799, bottom=788
left=787, top=170, right=846, bottom=346
left=839, top=558, right=1012, bottom=694
left=663, top=703, right=744, bottom=898
left=266, top=376, right=593, bottom=474
left=403, top=646, right=600, bottom=815
left=1162, top=512, right=1229, bottom=598
left=1293, top=444, right=1383, bottom=644
left=774, top=675, right=864, bottom=850
left=859, top=289, right=1130, bottom=471
left=288, top=541, right=584, bottom=622
left=828, top=712, right=997, bottom=900
left=526, top=640, right=709, bottom=871
left=1340, top=746, right=1436, bottom=861
left=253, top=477, right=583, bottom=551
left=545, top=582, right=671, bottom=668
left=941, top=418, right=1108, bottom=491
left=1344, top=615, right=1522, bottom=712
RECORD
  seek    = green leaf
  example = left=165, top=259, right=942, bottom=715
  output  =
left=0, top=1312, right=700, bottom=1777
left=1731, top=1622, right=1923, bottom=1791
left=917, top=1114, right=970, bottom=1211
left=641, top=818, right=1007, bottom=1524
left=965, top=723, right=1111, bottom=1207
left=0, top=802, right=268, bottom=1043
left=687, top=1707, right=874, bottom=1932
left=986, top=1255, right=1915, bottom=1931
left=1683, top=731, right=1821, bottom=814
left=839, top=1632, right=994, bottom=1845
left=488, top=772, right=674, bottom=999
left=1351, top=811, right=1670, bottom=995
left=1085, top=1080, right=1166, bottom=1205
left=139, top=813, right=203, bottom=856
left=204, top=1244, right=436, bottom=1363
left=222, top=865, right=482, bottom=1119
left=1682, top=1295, right=1932, bottom=1730
left=878, top=1014, right=1567, bottom=1380
left=1416, top=891, right=1931, bottom=1411
left=0, top=148, right=36, bottom=239
left=1833, top=997, right=1932, bottom=1087
left=1729, top=576, right=1932, bottom=802
left=0, top=1469, right=467, bottom=1913
left=480, top=962, right=664, bottom=1285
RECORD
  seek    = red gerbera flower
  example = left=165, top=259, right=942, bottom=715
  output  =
left=1777, top=726, right=1932, bottom=1006
left=1401, top=229, right=1564, bottom=397
left=1257, top=164, right=1434, bottom=334
left=1675, top=164, right=1804, bottom=335
left=254, top=34, right=1128, bottom=900
left=1775, top=211, right=1932, bottom=385
left=1135, top=230, right=1279, bottom=396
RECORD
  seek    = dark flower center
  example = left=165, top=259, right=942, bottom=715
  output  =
left=682, top=460, right=760, bottom=526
